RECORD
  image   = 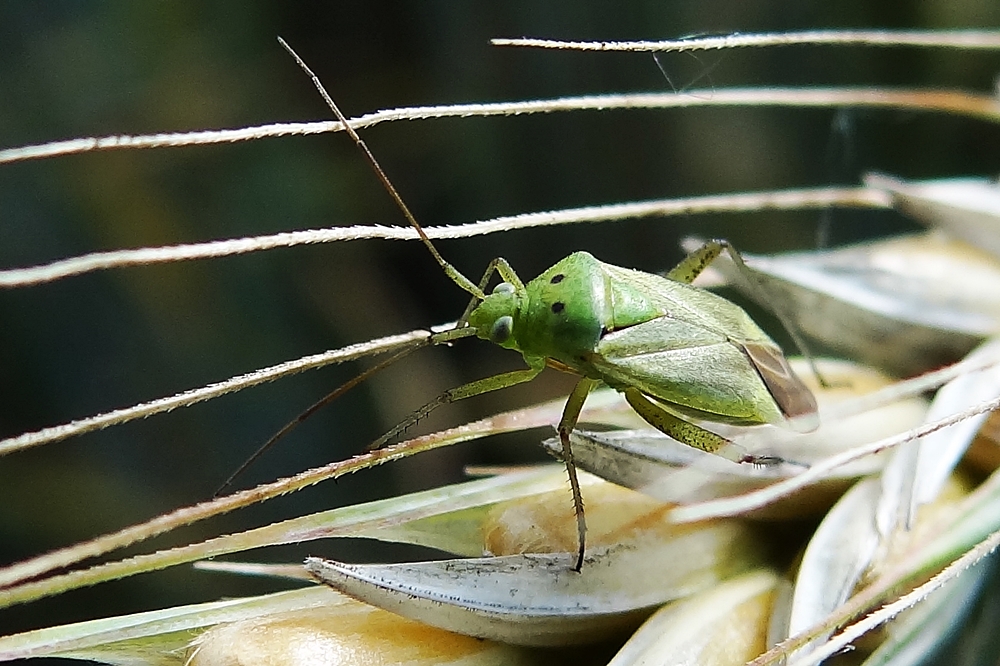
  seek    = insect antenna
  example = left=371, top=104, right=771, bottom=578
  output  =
left=215, top=341, right=426, bottom=496
left=277, top=37, right=485, bottom=302
left=215, top=41, right=495, bottom=495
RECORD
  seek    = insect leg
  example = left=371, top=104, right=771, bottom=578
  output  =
left=492, top=257, right=524, bottom=290
left=456, top=258, right=526, bottom=325
left=716, top=240, right=828, bottom=388
left=623, top=388, right=768, bottom=465
left=555, top=377, right=601, bottom=571
left=665, top=239, right=725, bottom=284
left=672, top=239, right=828, bottom=388
left=367, top=362, right=545, bottom=451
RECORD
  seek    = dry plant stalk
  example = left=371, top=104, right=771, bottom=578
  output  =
left=2, top=26, right=1000, bottom=666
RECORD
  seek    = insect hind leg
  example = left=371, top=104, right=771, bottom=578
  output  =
left=666, top=239, right=725, bottom=284
left=673, top=238, right=829, bottom=389
left=622, top=388, right=779, bottom=466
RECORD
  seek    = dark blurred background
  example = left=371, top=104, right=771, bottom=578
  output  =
left=2, top=1, right=1000, bottom=648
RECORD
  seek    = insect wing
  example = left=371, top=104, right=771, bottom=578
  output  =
left=599, top=262, right=761, bottom=336
left=743, top=341, right=818, bottom=431
left=591, top=316, right=786, bottom=426
left=591, top=262, right=818, bottom=430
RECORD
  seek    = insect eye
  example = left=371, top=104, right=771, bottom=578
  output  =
left=492, top=282, right=515, bottom=295
left=490, top=315, right=514, bottom=344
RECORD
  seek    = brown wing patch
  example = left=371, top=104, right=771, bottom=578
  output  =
left=743, top=342, right=819, bottom=432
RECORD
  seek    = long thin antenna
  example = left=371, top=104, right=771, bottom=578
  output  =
left=215, top=342, right=423, bottom=496
left=277, top=37, right=484, bottom=300
left=216, top=322, right=478, bottom=495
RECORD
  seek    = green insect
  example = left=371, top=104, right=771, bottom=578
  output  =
left=282, top=40, right=819, bottom=571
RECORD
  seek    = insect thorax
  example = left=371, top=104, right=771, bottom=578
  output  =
left=509, top=252, right=670, bottom=368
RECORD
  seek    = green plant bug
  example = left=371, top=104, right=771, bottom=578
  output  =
left=281, top=39, right=819, bottom=571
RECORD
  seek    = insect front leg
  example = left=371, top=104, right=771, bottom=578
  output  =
left=456, top=257, right=525, bottom=325
left=623, top=388, right=771, bottom=465
left=554, top=377, right=601, bottom=572
left=367, top=360, right=544, bottom=451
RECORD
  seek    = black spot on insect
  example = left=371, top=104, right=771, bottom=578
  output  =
left=550, top=274, right=565, bottom=284
left=551, top=301, right=565, bottom=314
